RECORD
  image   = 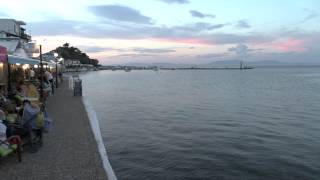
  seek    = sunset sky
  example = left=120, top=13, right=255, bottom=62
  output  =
left=0, top=0, right=319, bottom=64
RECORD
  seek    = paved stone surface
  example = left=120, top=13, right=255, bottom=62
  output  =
left=0, top=81, right=107, bottom=180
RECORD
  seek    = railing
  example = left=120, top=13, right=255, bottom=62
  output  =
left=20, top=33, right=31, bottom=41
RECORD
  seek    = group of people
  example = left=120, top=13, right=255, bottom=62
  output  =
left=25, top=67, right=60, bottom=96
left=0, top=99, right=42, bottom=153
left=0, top=68, right=59, bottom=157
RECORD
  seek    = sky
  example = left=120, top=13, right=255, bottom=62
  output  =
left=0, top=0, right=319, bottom=65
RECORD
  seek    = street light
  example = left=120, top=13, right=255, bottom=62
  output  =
left=39, top=45, right=44, bottom=101
left=37, top=39, right=48, bottom=101
left=53, top=55, right=63, bottom=88
left=53, top=53, right=59, bottom=88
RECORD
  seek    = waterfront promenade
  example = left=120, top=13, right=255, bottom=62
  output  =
left=0, top=81, right=107, bottom=180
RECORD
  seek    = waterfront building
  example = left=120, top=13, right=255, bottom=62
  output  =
left=0, top=19, right=39, bottom=93
left=0, top=19, right=31, bottom=42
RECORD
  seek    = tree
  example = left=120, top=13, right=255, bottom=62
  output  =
left=54, top=43, right=100, bottom=66
left=63, top=43, right=69, bottom=48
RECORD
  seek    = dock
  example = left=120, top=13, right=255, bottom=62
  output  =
left=0, top=81, right=107, bottom=180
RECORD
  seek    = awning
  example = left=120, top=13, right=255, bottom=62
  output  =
left=0, top=39, right=19, bottom=53
left=8, top=55, right=39, bottom=65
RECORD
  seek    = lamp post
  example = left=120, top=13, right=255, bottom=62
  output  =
left=55, top=60, right=58, bottom=88
left=53, top=53, right=59, bottom=88
left=39, top=45, right=44, bottom=100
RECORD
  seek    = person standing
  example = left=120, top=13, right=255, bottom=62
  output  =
left=29, top=68, right=35, bottom=80
left=45, top=70, right=54, bottom=95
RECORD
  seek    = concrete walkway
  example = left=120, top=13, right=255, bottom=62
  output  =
left=0, top=81, right=107, bottom=180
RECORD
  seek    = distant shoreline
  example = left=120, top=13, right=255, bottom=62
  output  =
left=98, top=64, right=320, bottom=71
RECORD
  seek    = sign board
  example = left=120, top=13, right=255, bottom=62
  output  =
left=0, top=46, right=7, bottom=63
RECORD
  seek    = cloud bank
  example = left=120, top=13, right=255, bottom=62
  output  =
left=190, top=10, right=215, bottom=19
left=235, top=20, right=251, bottom=29
left=301, top=9, right=318, bottom=23
left=157, top=0, right=190, bottom=4
left=27, top=3, right=320, bottom=64
left=89, top=5, right=153, bottom=24
left=133, top=48, right=176, bottom=53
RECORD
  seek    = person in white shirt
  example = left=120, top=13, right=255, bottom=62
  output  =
left=29, top=69, right=35, bottom=79
left=44, top=70, right=53, bottom=81
left=45, top=70, right=54, bottom=94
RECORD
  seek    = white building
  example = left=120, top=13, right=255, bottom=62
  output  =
left=0, top=19, right=37, bottom=57
left=64, top=59, right=81, bottom=66
left=0, top=19, right=31, bottom=42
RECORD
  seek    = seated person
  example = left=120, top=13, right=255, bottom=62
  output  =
left=0, top=110, right=7, bottom=142
left=21, top=100, right=40, bottom=130
left=26, top=83, right=39, bottom=99
left=0, top=109, right=21, bottom=158
left=0, top=126, right=10, bottom=156
left=0, top=87, right=7, bottom=105
left=14, top=87, right=26, bottom=105
left=1, top=106, right=17, bottom=137
left=10, top=100, right=41, bottom=152
left=17, top=80, right=28, bottom=97
left=0, top=92, right=7, bottom=108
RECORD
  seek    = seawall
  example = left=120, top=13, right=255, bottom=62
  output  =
left=0, top=80, right=108, bottom=179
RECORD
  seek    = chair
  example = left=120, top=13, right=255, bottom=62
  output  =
left=0, top=135, right=22, bottom=162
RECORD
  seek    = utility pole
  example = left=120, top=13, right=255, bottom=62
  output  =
left=56, top=60, right=58, bottom=88
left=40, top=45, right=44, bottom=100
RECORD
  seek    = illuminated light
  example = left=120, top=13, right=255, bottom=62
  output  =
left=16, top=63, right=21, bottom=65
left=22, top=64, right=29, bottom=70
left=0, top=63, right=3, bottom=67
left=34, top=65, right=38, bottom=68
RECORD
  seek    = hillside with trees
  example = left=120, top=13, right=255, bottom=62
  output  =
left=54, top=43, right=99, bottom=66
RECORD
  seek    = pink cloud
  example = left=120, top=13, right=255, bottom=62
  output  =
left=274, top=39, right=306, bottom=52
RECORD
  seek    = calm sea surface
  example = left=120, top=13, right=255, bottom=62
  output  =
left=81, top=67, right=320, bottom=180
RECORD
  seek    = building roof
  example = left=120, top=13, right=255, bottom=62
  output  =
left=8, top=55, right=39, bottom=65
left=0, top=19, right=26, bottom=25
left=16, top=20, right=26, bottom=25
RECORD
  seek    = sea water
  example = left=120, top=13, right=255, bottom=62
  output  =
left=81, top=67, right=320, bottom=180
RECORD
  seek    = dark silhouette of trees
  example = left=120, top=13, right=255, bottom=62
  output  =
left=55, top=43, right=99, bottom=66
